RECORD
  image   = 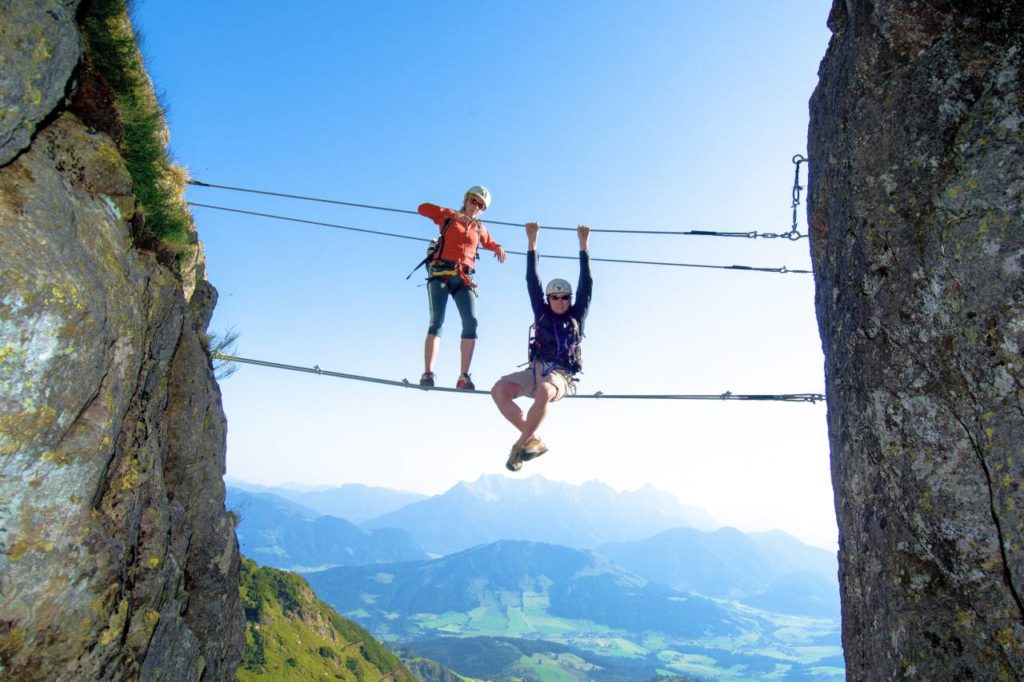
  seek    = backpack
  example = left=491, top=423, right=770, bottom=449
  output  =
left=528, top=313, right=583, bottom=374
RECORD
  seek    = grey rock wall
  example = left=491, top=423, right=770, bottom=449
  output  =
left=0, top=5, right=243, bottom=681
left=0, top=0, right=82, bottom=166
left=809, top=0, right=1023, bottom=678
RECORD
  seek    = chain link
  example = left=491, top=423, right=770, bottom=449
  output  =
left=723, top=155, right=808, bottom=240
left=789, top=154, right=808, bottom=240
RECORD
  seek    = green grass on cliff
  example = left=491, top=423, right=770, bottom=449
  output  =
left=79, top=0, right=192, bottom=251
left=237, top=558, right=417, bottom=682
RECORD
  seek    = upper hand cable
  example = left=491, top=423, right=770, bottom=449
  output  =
left=188, top=178, right=808, bottom=240
left=187, top=202, right=811, bottom=275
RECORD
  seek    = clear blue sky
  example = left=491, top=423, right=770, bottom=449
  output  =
left=133, top=1, right=837, bottom=548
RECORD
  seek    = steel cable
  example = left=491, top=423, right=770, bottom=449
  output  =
left=212, top=353, right=825, bottom=404
left=188, top=202, right=812, bottom=275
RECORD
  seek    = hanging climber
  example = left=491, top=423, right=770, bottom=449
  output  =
left=417, top=185, right=506, bottom=390
left=490, top=222, right=592, bottom=471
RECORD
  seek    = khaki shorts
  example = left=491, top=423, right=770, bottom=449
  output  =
left=498, top=359, right=574, bottom=402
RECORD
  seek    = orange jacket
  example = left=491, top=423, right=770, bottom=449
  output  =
left=418, top=203, right=501, bottom=270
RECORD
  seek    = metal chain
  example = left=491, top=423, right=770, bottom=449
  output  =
left=788, top=154, right=808, bottom=241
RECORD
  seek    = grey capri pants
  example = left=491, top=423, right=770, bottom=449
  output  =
left=426, top=270, right=478, bottom=339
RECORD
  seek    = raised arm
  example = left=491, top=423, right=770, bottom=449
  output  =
left=526, top=221, right=540, bottom=251
left=525, top=222, right=544, bottom=316
left=574, top=225, right=593, bottom=320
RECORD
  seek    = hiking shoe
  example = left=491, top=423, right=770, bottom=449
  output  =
left=505, top=443, right=525, bottom=472
left=521, top=437, right=548, bottom=462
left=419, top=371, right=436, bottom=389
left=456, top=373, right=475, bottom=390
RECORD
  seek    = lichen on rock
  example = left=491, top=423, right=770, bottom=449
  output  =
left=809, top=1, right=1024, bottom=678
left=0, top=5, right=243, bottom=681
left=0, top=1, right=82, bottom=166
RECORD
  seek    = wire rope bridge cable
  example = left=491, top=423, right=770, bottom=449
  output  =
left=185, top=156, right=813, bottom=275
left=212, top=353, right=825, bottom=404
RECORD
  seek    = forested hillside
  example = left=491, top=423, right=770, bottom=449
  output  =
left=237, top=559, right=416, bottom=681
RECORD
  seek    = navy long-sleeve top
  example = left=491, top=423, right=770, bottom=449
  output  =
left=526, top=250, right=592, bottom=372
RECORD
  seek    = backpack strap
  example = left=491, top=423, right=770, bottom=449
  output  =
left=529, top=314, right=583, bottom=373
left=406, top=217, right=454, bottom=280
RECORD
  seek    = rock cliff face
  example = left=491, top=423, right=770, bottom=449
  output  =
left=809, top=1, right=1023, bottom=678
left=0, top=2, right=243, bottom=680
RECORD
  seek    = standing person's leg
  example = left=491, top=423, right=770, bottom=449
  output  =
left=451, top=282, right=478, bottom=387
left=459, top=339, right=476, bottom=377
left=423, top=335, right=440, bottom=375
left=422, top=277, right=449, bottom=386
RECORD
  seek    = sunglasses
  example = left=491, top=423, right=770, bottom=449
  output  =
left=468, top=197, right=486, bottom=209
left=548, top=294, right=571, bottom=301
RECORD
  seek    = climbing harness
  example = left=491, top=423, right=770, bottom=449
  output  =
left=516, top=356, right=578, bottom=398
left=426, top=261, right=478, bottom=296
left=406, top=215, right=484, bottom=297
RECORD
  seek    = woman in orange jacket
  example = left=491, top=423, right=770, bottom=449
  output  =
left=417, top=185, right=506, bottom=390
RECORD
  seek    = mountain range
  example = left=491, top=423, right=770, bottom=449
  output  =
left=227, top=475, right=843, bottom=679
left=226, top=477, right=427, bottom=522
left=598, top=526, right=839, bottom=616
left=227, top=476, right=837, bottom=616
left=360, top=475, right=717, bottom=555
left=227, top=488, right=427, bottom=571
left=305, top=540, right=751, bottom=640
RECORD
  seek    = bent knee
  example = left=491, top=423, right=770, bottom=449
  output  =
left=491, top=380, right=517, bottom=400
left=534, top=383, right=558, bottom=402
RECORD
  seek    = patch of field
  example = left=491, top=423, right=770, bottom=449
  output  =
left=567, top=635, right=646, bottom=658
left=409, top=611, right=470, bottom=632
left=513, top=652, right=599, bottom=682
left=389, top=594, right=844, bottom=680
left=522, top=591, right=550, bottom=609
left=467, top=606, right=512, bottom=632
left=506, top=607, right=530, bottom=635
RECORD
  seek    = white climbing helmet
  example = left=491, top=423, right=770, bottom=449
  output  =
left=545, top=278, right=572, bottom=297
left=465, top=185, right=491, bottom=210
